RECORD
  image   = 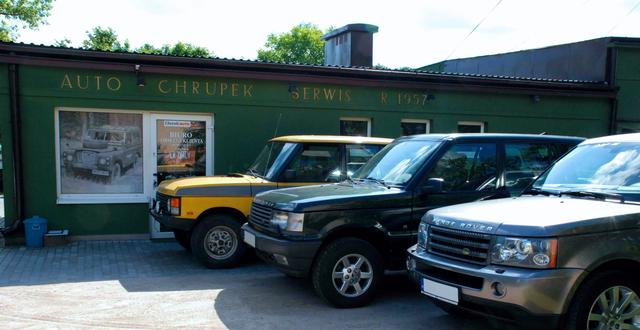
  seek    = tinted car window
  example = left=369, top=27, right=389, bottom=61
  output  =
left=427, top=143, right=497, bottom=191
left=281, top=144, right=341, bottom=182
left=346, top=144, right=384, bottom=177
left=505, top=143, right=553, bottom=192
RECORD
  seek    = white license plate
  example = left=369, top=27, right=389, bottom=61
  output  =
left=91, top=169, right=110, bottom=176
left=421, top=278, right=459, bottom=305
left=243, top=231, right=256, bottom=247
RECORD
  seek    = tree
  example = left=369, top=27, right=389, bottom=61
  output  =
left=82, top=26, right=130, bottom=52
left=257, top=23, right=329, bottom=65
left=0, top=0, right=53, bottom=42
left=135, top=42, right=211, bottom=57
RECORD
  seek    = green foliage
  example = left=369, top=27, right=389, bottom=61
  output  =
left=54, top=37, right=71, bottom=47
left=257, top=23, right=328, bottom=65
left=82, top=26, right=130, bottom=52
left=80, top=26, right=212, bottom=57
left=0, top=0, right=53, bottom=42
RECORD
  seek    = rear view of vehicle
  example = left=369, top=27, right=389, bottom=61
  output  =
left=407, top=133, right=640, bottom=329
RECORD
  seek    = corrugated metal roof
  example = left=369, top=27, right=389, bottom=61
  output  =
left=0, top=41, right=607, bottom=85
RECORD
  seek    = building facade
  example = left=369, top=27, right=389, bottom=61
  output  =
left=0, top=34, right=621, bottom=238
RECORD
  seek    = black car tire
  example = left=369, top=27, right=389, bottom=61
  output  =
left=173, top=229, right=192, bottom=252
left=191, top=214, right=246, bottom=269
left=564, top=270, right=640, bottom=330
left=312, top=237, right=383, bottom=308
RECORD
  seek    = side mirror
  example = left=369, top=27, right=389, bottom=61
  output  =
left=422, top=178, right=444, bottom=194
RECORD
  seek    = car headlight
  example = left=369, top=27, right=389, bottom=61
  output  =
left=169, top=197, right=180, bottom=216
left=417, top=222, right=428, bottom=248
left=270, top=211, right=304, bottom=232
left=66, top=155, right=73, bottom=161
left=491, top=237, right=557, bottom=269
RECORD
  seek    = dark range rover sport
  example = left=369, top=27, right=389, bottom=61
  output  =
left=242, top=133, right=584, bottom=308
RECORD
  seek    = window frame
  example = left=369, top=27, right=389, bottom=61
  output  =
left=340, top=117, right=371, bottom=137
left=400, top=119, right=431, bottom=136
left=457, top=121, right=485, bottom=133
left=55, top=107, right=150, bottom=204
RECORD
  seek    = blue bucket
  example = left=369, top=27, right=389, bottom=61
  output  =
left=23, top=216, right=48, bottom=248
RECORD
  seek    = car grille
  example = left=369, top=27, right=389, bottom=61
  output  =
left=427, top=226, right=492, bottom=264
left=77, top=151, right=97, bottom=165
left=155, top=193, right=171, bottom=215
left=248, top=202, right=273, bottom=231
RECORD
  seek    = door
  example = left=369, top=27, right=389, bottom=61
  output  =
left=148, top=114, right=213, bottom=238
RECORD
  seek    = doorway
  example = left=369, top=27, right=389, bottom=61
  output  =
left=148, top=114, right=213, bottom=238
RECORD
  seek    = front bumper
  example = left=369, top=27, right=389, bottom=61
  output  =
left=149, top=208, right=195, bottom=232
left=242, top=223, right=321, bottom=277
left=407, top=245, right=584, bottom=328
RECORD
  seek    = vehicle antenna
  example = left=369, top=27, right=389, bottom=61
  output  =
left=273, top=113, right=283, bottom=139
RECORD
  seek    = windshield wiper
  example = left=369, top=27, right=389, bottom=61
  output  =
left=560, top=190, right=626, bottom=203
left=523, top=187, right=559, bottom=196
left=364, top=177, right=390, bottom=188
left=246, top=168, right=263, bottom=179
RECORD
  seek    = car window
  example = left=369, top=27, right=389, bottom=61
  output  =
left=346, top=144, right=384, bottom=177
left=505, top=143, right=554, bottom=192
left=427, top=143, right=497, bottom=192
left=281, top=144, right=341, bottom=182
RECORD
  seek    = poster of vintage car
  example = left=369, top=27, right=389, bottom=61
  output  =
left=59, top=111, right=143, bottom=194
left=155, top=120, right=206, bottom=183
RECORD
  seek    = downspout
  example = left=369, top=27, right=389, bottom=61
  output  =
left=1, top=63, right=24, bottom=235
left=606, top=45, right=619, bottom=134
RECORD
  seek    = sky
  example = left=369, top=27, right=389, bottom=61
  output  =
left=16, top=0, right=640, bottom=69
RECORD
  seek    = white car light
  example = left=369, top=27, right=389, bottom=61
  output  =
left=270, top=211, right=304, bottom=232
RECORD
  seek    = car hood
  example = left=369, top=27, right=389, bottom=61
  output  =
left=255, top=182, right=408, bottom=212
left=158, top=174, right=273, bottom=197
left=426, top=196, right=640, bottom=237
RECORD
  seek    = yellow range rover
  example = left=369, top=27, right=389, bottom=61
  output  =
left=150, top=135, right=391, bottom=268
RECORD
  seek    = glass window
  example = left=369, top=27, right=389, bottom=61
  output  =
left=59, top=110, right=143, bottom=195
left=457, top=121, right=484, bottom=133
left=155, top=120, right=207, bottom=183
left=401, top=120, right=430, bottom=136
left=354, top=140, right=440, bottom=186
left=534, top=142, right=640, bottom=201
left=281, top=144, right=341, bottom=182
left=346, top=144, right=384, bottom=177
left=340, top=118, right=370, bottom=136
left=247, top=142, right=298, bottom=180
left=427, top=143, right=497, bottom=192
left=505, top=143, right=554, bottom=192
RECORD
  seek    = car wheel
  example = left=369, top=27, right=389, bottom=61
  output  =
left=312, top=238, right=383, bottom=308
left=173, top=229, right=192, bottom=252
left=190, top=214, right=246, bottom=269
left=565, top=270, right=640, bottom=330
left=109, top=163, right=121, bottom=183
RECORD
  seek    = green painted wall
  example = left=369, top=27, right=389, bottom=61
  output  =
left=614, top=47, right=640, bottom=132
left=3, top=65, right=611, bottom=236
left=0, top=64, right=17, bottom=227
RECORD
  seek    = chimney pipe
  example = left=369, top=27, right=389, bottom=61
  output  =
left=322, top=24, right=378, bottom=67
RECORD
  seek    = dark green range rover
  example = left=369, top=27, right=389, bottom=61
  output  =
left=241, top=134, right=583, bottom=308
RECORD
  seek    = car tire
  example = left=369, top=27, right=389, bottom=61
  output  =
left=311, top=237, right=383, bottom=308
left=564, top=270, right=640, bottom=330
left=190, top=214, right=246, bottom=269
left=109, top=163, right=121, bottom=183
left=173, top=229, right=192, bottom=252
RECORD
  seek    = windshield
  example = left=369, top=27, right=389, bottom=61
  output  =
left=353, top=140, right=440, bottom=186
left=247, top=142, right=298, bottom=179
left=533, top=142, right=640, bottom=201
left=87, top=129, right=125, bottom=144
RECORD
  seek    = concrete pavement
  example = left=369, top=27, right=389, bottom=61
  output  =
left=0, top=240, right=495, bottom=329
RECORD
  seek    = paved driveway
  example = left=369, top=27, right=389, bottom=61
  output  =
left=0, top=240, right=495, bottom=329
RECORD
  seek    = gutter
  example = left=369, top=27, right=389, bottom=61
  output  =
left=1, top=63, right=24, bottom=235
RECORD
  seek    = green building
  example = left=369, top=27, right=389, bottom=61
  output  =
left=0, top=25, right=635, bottom=239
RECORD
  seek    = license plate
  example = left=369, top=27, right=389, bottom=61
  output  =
left=91, top=169, right=110, bottom=176
left=243, top=231, right=256, bottom=247
left=421, top=278, right=459, bottom=305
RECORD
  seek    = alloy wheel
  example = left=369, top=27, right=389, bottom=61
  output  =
left=587, top=285, right=640, bottom=330
left=332, top=253, right=374, bottom=298
left=204, top=226, right=238, bottom=260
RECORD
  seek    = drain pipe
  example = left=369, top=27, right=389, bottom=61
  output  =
left=1, top=63, right=24, bottom=235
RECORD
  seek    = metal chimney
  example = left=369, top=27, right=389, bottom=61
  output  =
left=321, top=24, right=379, bottom=67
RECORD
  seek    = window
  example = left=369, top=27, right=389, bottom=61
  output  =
left=56, top=108, right=146, bottom=204
left=340, top=117, right=371, bottom=137
left=427, top=143, right=497, bottom=191
left=346, top=144, right=385, bottom=177
left=401, top=119, right=430, bottom=136
left=457, top=121, right=485, bottom=133
left=504, top=143, right=554, bottom=192
left=280, top=144, right=341, bottom=182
